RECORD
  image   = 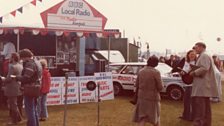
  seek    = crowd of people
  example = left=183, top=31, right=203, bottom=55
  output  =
left=0, top=40, right=223, bottom=126
left=0, top=41, right=51, bottom=126
left=133, top=42, right=221, bottom=126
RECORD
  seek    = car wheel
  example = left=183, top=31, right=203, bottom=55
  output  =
left=113, top=82, right=123, bottom=96
left=167, top=86, right=183, bottom=101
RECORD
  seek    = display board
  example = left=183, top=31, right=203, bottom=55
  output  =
left=46, top=72, right=114, bottom=106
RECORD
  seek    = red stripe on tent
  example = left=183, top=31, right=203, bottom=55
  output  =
left=10, top=11, right=16, bottom=17
left=40, top=1, right=65, bottom=27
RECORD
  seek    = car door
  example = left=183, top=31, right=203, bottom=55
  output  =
left=119, top=65, right=143, bottom=90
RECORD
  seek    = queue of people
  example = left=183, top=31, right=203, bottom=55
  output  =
left=0, top=41, right=51, bottom=126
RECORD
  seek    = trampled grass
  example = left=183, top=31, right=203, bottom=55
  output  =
left=1, top=88, right=224, bottom=126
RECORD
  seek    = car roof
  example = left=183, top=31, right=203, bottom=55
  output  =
left=109, top=62, right=167, bottom=66
left=109, top=62, right=147, bottom=66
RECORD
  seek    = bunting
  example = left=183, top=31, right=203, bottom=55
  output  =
left=10, top=11, right=16, bottom=17
left=17, top=7, right=23, bottom=13
left=31, top=0, right=37, bottom=6
left=0, top=0, right=42, bottom=23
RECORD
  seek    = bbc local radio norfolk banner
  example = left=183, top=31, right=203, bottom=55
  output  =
left=45, top=0, right=104, bottom=32
left=46, top=72, right=114, bottom=106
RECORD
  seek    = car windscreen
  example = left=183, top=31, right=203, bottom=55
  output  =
left=155, top=63, right=172, bottom=75
left=106, top=65, right=125, bottom=73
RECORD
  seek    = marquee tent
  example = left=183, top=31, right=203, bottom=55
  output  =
left=0, top=0, right=120, bottom=37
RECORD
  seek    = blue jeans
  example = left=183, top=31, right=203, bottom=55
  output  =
left=24, top=96, right=39, bottom=126
left=37, top=93, right=48, bottom=118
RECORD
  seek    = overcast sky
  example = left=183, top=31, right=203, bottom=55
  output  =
left=1, top=0, right=224, bottom=54
left=86, top=0, right=224, bottom=54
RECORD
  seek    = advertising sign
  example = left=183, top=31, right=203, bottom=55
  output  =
left=95, top=72, right=114, bottom=101
left=47, top=0, right=103, bottom=31
left=61, top=77, right=79, bottom=104
left=47, top=77, right=63, bottom=105
left=79, top=76, right=96, bottom=103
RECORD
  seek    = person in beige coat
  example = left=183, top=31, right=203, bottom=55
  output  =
left=2, top=53, right=23, bottom=125
left=190, top=42, right=219, bottom=126
left=133, top=56, right=163, bottom=126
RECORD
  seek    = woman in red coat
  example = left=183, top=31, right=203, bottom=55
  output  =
left=38, top=59, right=51, bottom=121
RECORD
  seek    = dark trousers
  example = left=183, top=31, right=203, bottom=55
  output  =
left=8, top=96, right=22, bottom=123
left=182, top=86, right=193, bottom=120
left=17, top=95, right=24, bottom=116
left=192, top=97, right=211, bottom=126
left=0, top=89, right=7, bottom=107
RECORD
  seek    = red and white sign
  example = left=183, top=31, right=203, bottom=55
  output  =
left=41, top=0, right=107, bottom=32
left=61, top=77, right=79, bottom=104
left=95, top=72, right=114, bottom=101
left=79, top=76, right=96, bottom=103
left=46, top=73, right=114, bottom=106
left=47, top=77, right=63, bottom=106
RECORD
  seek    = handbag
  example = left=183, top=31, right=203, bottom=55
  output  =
left=130, top=92, right=137, bottom=105
left=23, top=83, right=41, bottom=97
left=181, top=73, right=193, bottom=85
left=130, top=87, right=138, bottom=105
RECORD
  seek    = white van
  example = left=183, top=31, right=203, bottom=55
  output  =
left=94, top=50, right=125, bottom=63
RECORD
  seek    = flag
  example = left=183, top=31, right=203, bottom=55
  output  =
left=10, top=11, right=16, bottom=17
left=17, top=7, right=23, bottom=13
left=31, top=0, right=37, bottom=6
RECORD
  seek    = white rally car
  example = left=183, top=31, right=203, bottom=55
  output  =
left=107, top=62, right=186, bottom=100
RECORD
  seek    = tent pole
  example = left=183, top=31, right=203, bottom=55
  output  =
left=17, top=32, right=20, bottom=52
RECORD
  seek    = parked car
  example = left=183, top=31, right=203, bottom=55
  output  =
left=106, top=62, right=186, bottom=100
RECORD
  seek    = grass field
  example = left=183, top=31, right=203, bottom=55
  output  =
left=1, top=89, right=224, bottom=126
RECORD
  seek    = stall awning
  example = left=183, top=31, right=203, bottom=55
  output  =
left=0, top=0, right=120, bottom=38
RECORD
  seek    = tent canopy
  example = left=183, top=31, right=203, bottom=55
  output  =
left=0, top=0, right=120, bottom=36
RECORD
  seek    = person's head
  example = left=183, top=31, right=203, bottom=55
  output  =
left=170, top=55, right=175, bottom=61
left=19, top=49, right=33, bottom=61
left=10, top=53, right=20, bottom=63
left=194, top=42, right=206, bottom=54
left=186, top=50, right=196, bottom=62
left=159, top=56, right=165, bottom=63
left=39, top=59, right=48, bottom=69
left=147, top=56, right=159, bottom=67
